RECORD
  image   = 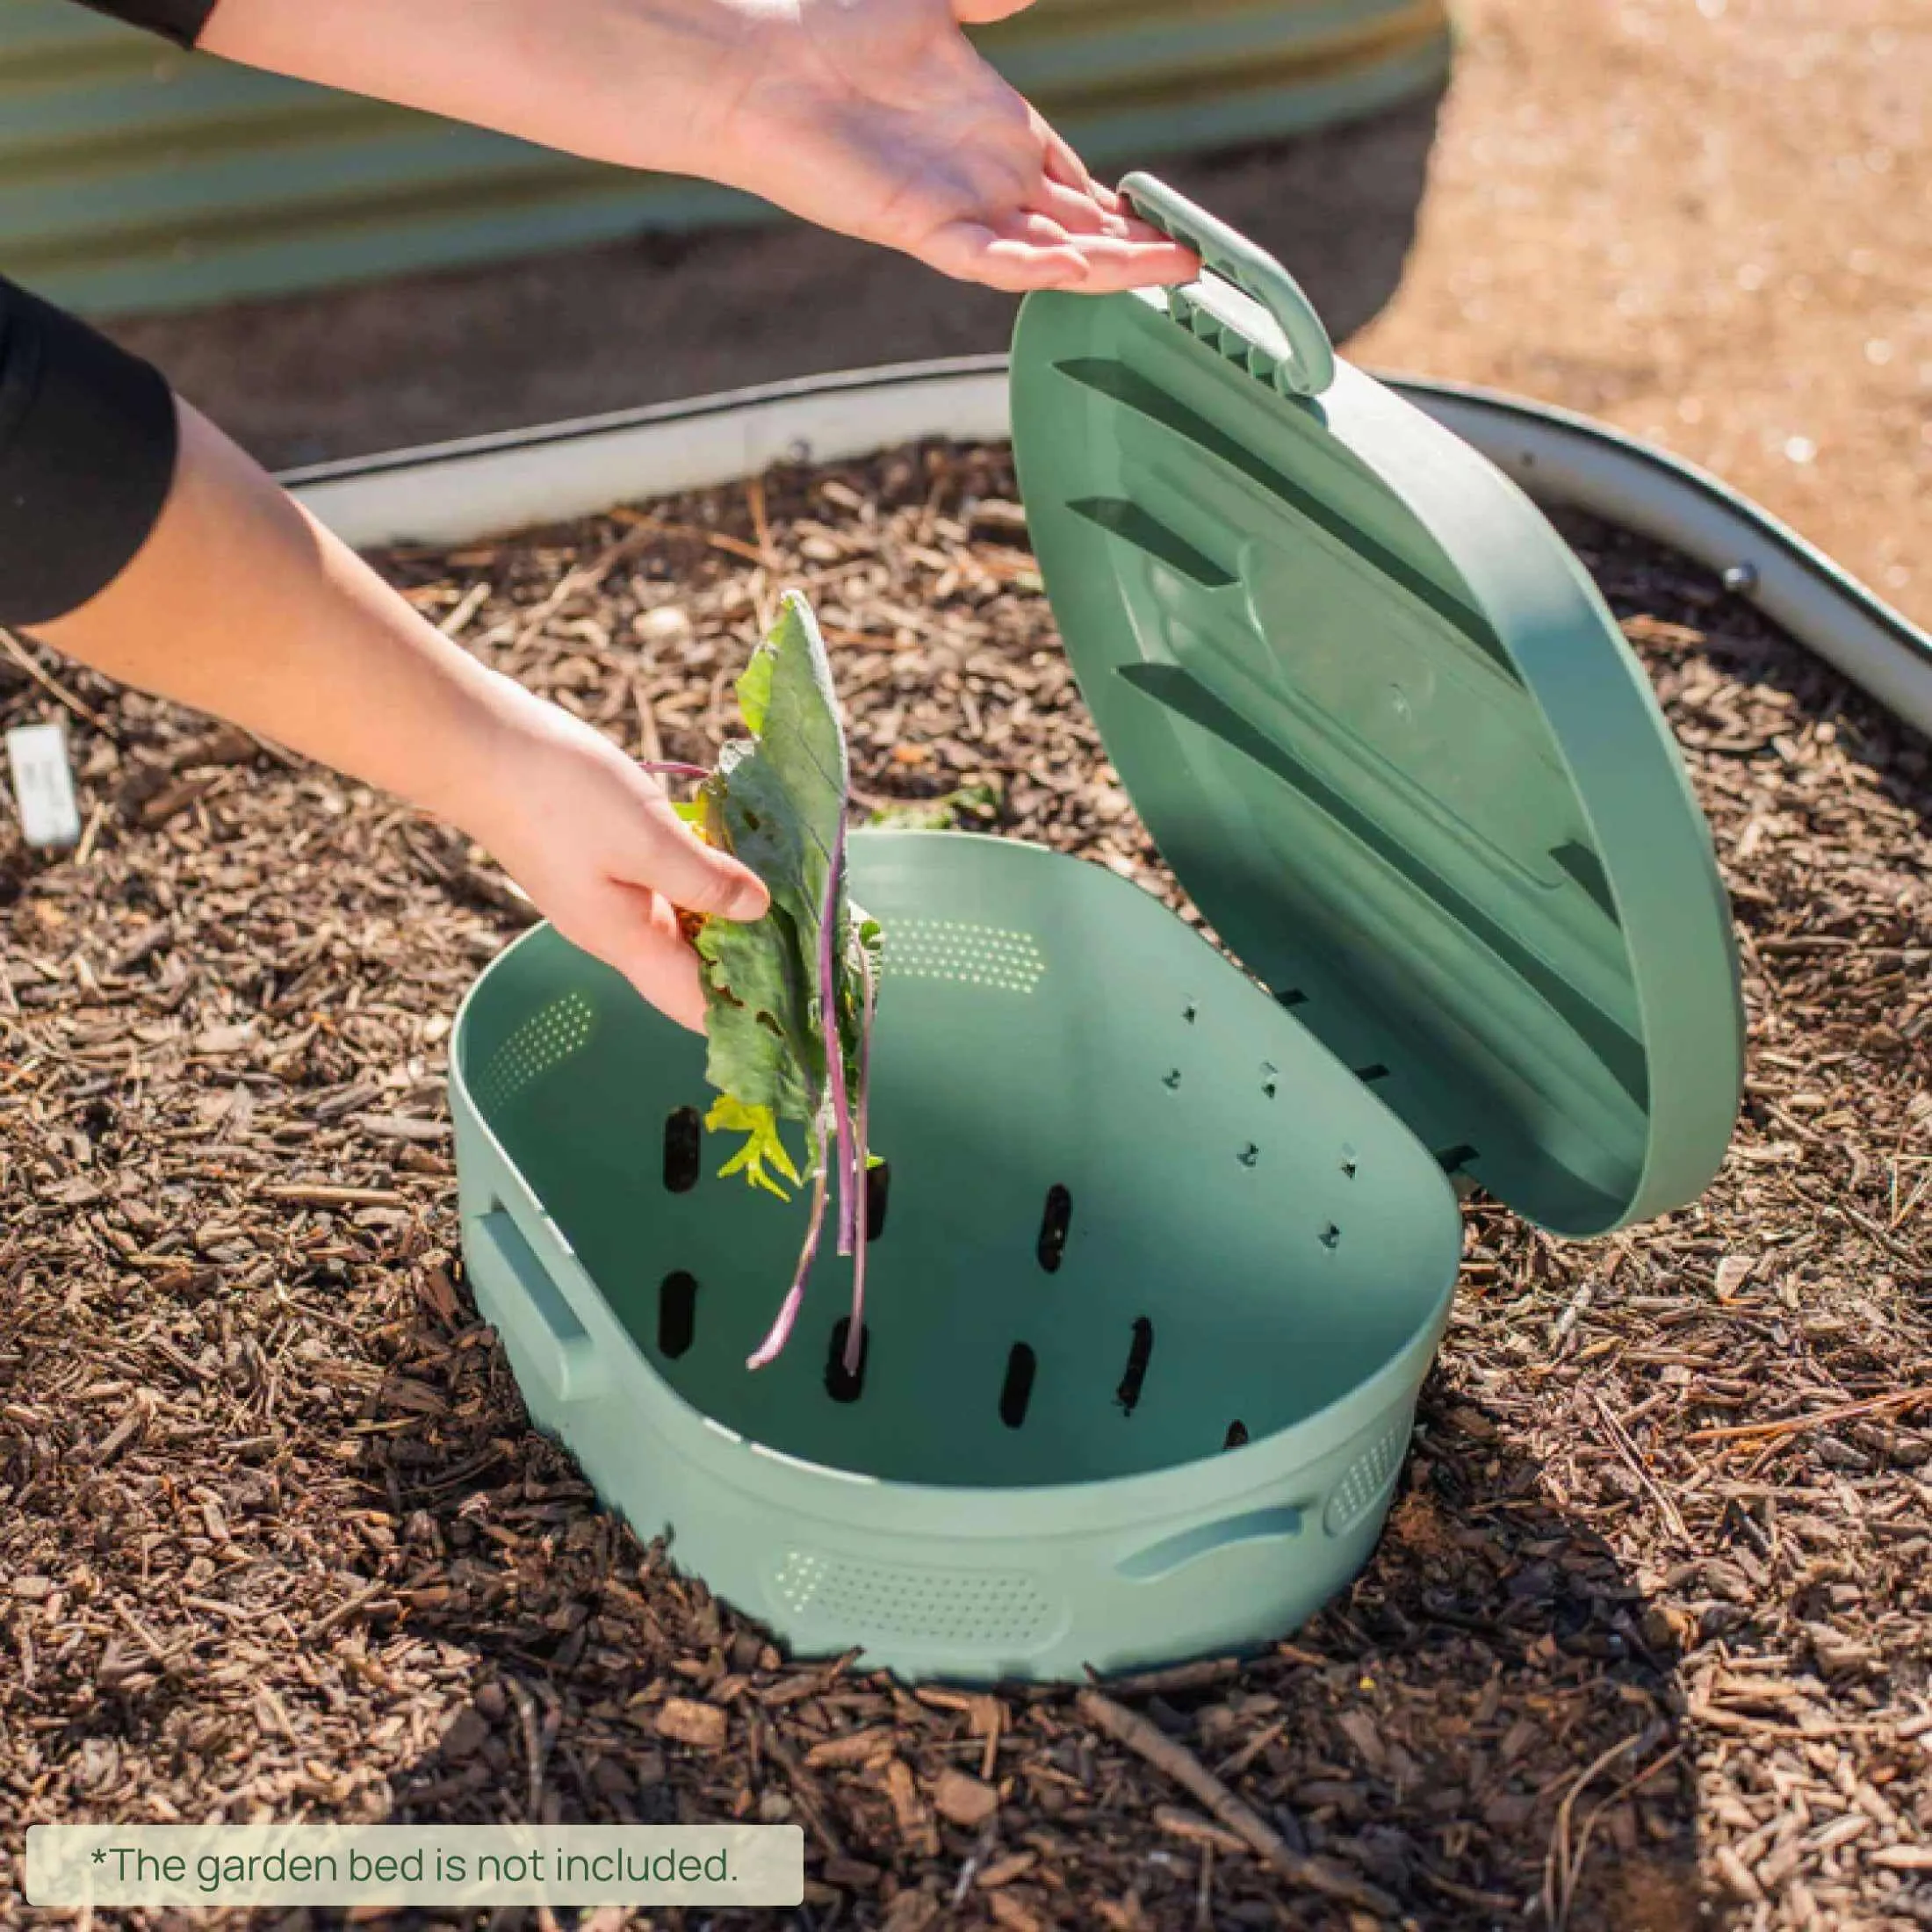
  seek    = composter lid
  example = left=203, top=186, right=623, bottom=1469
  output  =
left=1007, top=174, right=1744, bottom=1237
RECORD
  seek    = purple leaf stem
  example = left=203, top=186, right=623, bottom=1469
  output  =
left=841, top=947, right=877, bottom=1380
left=747, top=1126, right=829, bottom=1371
left=818, top=813, right=861, bottom=1258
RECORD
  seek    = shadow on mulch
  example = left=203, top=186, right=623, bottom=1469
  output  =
left=340, top=1340, right=1708, bottom=1932
left=1362, top=1366, right=1709, bottom=1932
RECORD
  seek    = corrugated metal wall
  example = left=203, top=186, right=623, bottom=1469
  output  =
left=1, top=0, right=1449, bottom=319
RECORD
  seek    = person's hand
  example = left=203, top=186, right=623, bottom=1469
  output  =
left=456, top=692, right=768, bottom=1034
left=200, top=0, right=1202, bottom=297
left=689, top=0, right=1203, bottom=292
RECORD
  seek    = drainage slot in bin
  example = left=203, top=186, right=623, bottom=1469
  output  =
left=1036, top=1185, right=1073, bottom=1272
left=658, top=1271, right=698, bottom=1359
left=1116, top=1317, right=1154, bottom=1415
left=663, top=1108, right=703, bottom=1193
left=866, top=1163, right=892, bottom=1242
left=999, top=1344, right=1037, bottom=1428
left=825, top=1319, right=868, bottom=1403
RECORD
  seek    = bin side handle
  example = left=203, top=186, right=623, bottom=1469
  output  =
left=1114, top=1503, right=1309, bottom=1582
left=469, top=1208, right=610, bottom=1404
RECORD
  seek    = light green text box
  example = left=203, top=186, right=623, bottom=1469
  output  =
left=26, top=1825, right=804, bottom=1907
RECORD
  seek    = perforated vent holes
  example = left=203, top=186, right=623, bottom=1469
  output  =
left=474, top=991, right=596, bottom=1114
left=1323, top=1418, right=1412, bottom=1538
left=768, top=1551, right=1057, bottom=1650
left=884, top=919, right=1047, bottom=995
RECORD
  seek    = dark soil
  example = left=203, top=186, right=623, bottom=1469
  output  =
left=1, top=443, right=1928, bottom=1931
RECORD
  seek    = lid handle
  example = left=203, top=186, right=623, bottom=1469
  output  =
left=1121, top=171, right=1337, bottom=398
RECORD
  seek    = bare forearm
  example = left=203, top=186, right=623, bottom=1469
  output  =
left=191, top=0, right=1193, bottom=296
left=32, top=393, right=765, bottom=1029
left=198, top=0, right=738, bottom=174
left=33, top=399, right=522, bottom=840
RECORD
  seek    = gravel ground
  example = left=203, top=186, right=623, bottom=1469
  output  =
left=1353, top=0, right=1932, bottom=632
left=1, top=443, right=1928, bottom=1930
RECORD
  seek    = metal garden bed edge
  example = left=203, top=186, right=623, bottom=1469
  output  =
left=281, top=355, right=1932, bottom=744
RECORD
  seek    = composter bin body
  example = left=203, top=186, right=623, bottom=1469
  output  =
left=451, top=830, right=1461, bottom=1681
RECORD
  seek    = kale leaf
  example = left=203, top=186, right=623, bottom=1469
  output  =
left=680, top=593, right=882, bottom=1370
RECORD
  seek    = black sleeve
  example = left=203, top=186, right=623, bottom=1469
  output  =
left=0, top=277, right=180, bottom=628
left=66, top=0, right=217, bottom=47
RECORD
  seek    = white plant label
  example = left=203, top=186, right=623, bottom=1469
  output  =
left=5, top=721, right=82, bottom=849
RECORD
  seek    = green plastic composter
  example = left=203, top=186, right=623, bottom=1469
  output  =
left=449, top=177, right=1746, bottom=1684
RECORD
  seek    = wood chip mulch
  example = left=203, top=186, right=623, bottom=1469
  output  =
left=1, top=443, right=1928, bottom=1932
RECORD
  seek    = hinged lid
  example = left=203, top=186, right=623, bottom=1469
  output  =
left=1008, top=174, right=1744, bottom=1237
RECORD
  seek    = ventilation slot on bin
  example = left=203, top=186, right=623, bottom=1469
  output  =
left=1323, top=1421, right=1411, bottom=1537
left=473, top=991, right=595, bottom=1114
left=767, top=1551, right=1056, bottom=1650
left=883, top=919, right=1048, bottom=994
